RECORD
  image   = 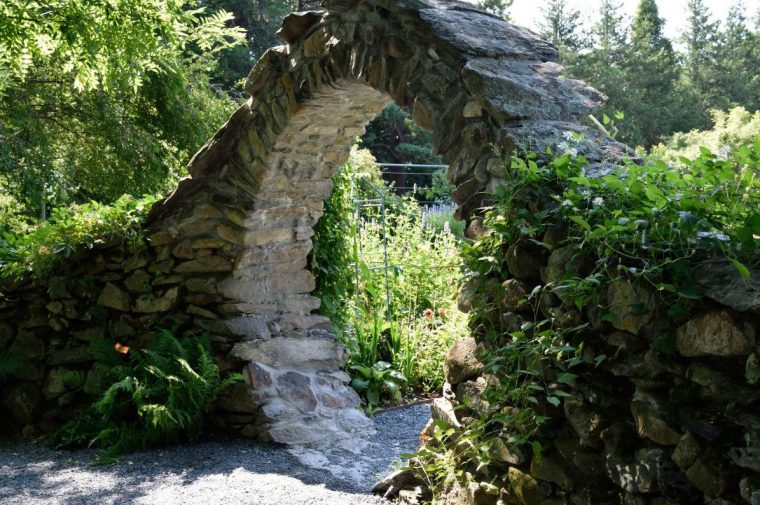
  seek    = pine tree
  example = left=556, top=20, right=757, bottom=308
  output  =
left=536, top=0, right=582, bottom=58
left=714, top=2, right=760, bottom=112
left=477, top=0, right=513, bottom=20
left=673, top=0, right=720, bottom=129
left=618, top=0, right=682, bottom=146
left=595, top=0, right=628, bottom=53
left=680, top=0, right=719, bottom=120
left=565, top=1, right=627, bottom=133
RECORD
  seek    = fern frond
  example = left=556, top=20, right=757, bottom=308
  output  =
left=49, top=329, right=232, bottom=461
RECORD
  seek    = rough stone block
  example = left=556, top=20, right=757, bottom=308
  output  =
left=175, top=256, right=233, bottom=273
left=677, top=309, right=755, bottom=357
left=444, top=337, right=483, bottom=385
left=276, top=371, right=317, bottom=413
left=97, top=282, right=130, bottom=312
left=230, top=336, right=347, bottom=371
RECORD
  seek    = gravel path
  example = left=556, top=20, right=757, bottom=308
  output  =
left=0, top=403, right=430, bottom=505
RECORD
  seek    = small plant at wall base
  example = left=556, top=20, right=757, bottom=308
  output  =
left=50, top=330, right=241, bottom=462
left=349, top=361, right=407, bottom=413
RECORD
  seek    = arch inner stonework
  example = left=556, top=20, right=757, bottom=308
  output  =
left=145, top=0, right=630, bottom=445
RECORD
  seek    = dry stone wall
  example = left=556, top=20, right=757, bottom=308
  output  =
left=413, top=253, right=759, bottom=505
left=2, top=0, right=634, bottom=450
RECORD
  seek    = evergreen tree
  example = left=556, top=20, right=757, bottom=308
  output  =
left=204, top=0, right=301, bottom=91
left=477, top=0, right=513, bottom=19
left=565, top=1, right=627, bottom=133
left=0, top=1, right=245, bottom=217
left=673, top=0, right=719, bottom=129
left=713, top=2, right=760, bottom=112
left=595, top=0, right=628, bottom=52
left=536, top=0, right=583, bottom=57
left=618, top=0, right=682, bottom=146
left=680, top=0, right=719, bottom=126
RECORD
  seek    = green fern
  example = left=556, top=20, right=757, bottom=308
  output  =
left=49, top=330, right=241, bottom=462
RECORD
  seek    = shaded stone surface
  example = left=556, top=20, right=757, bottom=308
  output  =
left=276, top=371, right=317, bottom=414
left=676, top=309, right=755, bottom=357
left=696, top=260, right=760, bottom=314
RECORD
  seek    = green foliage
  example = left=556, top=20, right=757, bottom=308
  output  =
left=404, top=309, right=467, bottom=393
left=564, top=0, right=760, bottom=148
left=0, top=186, right=32, bottom=235
left=681, top=0, right=719, bottom=121
left=0, top=0, right=244, bottom=219
left=413, top=420, right=469, bottom=496
left=537, top=0, right=582, bottom=55
left=0, top=350, right=24, bottom=382
left=423, top=169, right=456, bottom=204
left=0, top=195, right=158, bottom=280
left=203, top=0, right=300, bottom=88
left=472, top=143, right=759, bottom=293
left=712, top=5, right=760, bottom=113
left=312, top=154, right=357, bottom=324
left=349, top=361, right=407, bottom=411
left=476, top=0, right=513, bottom=19
left=360, top=103, right=442, bottom=167
left=355, top=200, right=461, bottom=315
left=650, top=107, right=760, bottom=166
left=423, top=206, right=465, bottom=241
left=313, top=147, right=466, bottom=402
left=344, top=308, right=388, bottom=372
left=557, top=146, right=760, bottom=284
left=619, top=0, right=680, bottom=146
left=0, top=0, right=244, bottom=96
left=413, top=141, right=759, bottom=489
left=50, top=330, right=241, bottom=462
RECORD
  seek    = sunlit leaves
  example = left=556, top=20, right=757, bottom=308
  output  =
left=0, top=0, right=244, bottom=97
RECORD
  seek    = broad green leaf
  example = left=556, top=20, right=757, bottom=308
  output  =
left=557, top=373, right=578, bottom=385
left=569, top=215, right=591, bottom=232
left=730, top=259, right=751, bottom=280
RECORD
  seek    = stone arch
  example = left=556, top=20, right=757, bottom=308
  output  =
left=144, top=0, right=630, bottom=445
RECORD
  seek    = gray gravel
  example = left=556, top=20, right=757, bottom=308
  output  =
left=0, top=403, right=431, bottom=505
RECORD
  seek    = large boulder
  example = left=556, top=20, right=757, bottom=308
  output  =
left=444, top=337, right=483, bottom=385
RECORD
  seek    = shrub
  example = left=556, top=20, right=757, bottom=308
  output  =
left=649, top=107, right=760, bottom=166
left=50, top=330, right=240, bottom=462
left=314, top=147, right=466, bottom=404
left=422, top=203, right=465, bottom=240
left=411, top=140, right=760, bottom=491
left=0, top=194, right=159, bottom=280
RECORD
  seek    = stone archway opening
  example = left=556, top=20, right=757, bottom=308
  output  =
left=144, top=0, right=630, bottom=446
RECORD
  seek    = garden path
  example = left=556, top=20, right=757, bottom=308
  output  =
left=0, top=403, right=430, bottom=505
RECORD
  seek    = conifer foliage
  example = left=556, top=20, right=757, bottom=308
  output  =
left=552, top=0, right=760, bottom=147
